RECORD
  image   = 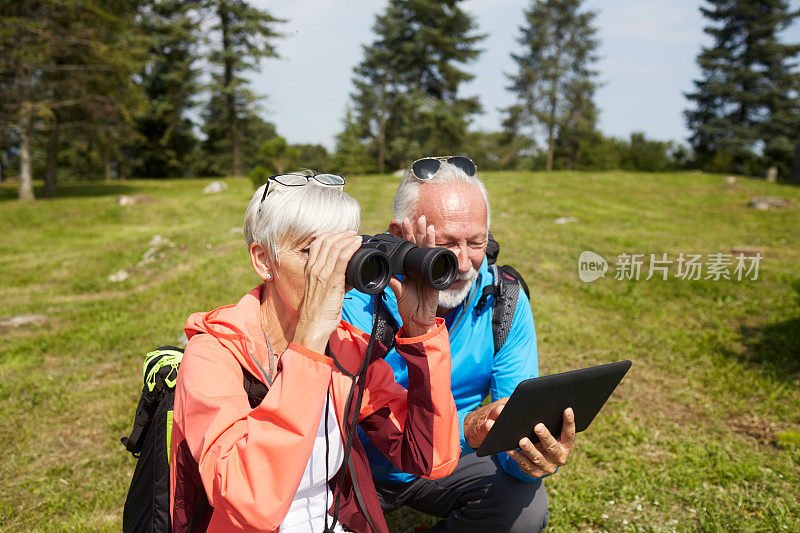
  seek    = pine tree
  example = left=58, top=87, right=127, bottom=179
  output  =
left=347, top=0, right=484, bottom=173
left=685, top=0, right=800, bottom=177
left=200, top=0, right=282, bottom=177
left=503, top=0, right=601, bottom=171
left=195, top=92, right=277, bottom=177
left=0, top=0, right=146, bottom=198
left=130, top=0, right=201, bottom=178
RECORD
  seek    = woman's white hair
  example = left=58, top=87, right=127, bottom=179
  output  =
left=244, top=175, right=360, bottom=266
left=392, top=160, right=491, bottom=230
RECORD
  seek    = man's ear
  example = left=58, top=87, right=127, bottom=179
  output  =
left=388, top=220, right=402, bottom=237
left=249, top=242, right=272, bottom=281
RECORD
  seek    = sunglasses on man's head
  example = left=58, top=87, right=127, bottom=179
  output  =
left=411, top=156, right=477, bottom=181
left=260, top=171, right=345, bottom=203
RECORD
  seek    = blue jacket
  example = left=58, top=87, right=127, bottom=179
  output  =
left=342, top=256, right=540, bottom=483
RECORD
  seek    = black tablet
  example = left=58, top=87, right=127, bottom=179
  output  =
left=476, top=360, right=631, bottom=457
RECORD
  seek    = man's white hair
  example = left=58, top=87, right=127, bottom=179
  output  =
left=244, top=177, right=360, bottom=266
left=392, top=160, right=491, bottom=230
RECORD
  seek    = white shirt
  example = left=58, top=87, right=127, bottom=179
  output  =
left=280, top=395, right=345, bottom=533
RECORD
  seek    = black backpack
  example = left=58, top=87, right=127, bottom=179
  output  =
left=121, top=346, right=268, bottom=533
left=477, top=232, right=531, bottom=353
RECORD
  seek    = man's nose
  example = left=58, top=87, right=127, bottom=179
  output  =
left=455, top=244, right=471, bottom=273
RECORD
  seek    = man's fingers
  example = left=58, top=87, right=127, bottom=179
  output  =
left=518, top=437, right=558, bottom=475
left=401, top=217, right=415, bottom=242
left=425, top=223, right=435, bottom=248
left=561, top=407, right=577, bottom=449
left=414, top=215, right=427, bottom=246
left=508, top=441, right=551, bottom=478
left=488, top=402, right=505, bottom=420
left=534, top=424, right=564, bottom=464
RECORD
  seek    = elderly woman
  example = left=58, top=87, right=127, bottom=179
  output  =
left=169, top=171, right=460, bottom=533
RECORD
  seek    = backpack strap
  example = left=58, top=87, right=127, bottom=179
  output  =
left=485, top=232, right=500, bottom=266
left=476, top=265, right=529, bottom=355
left=122, top=346, right=184, bottom=456
left=370, top=294, right=399, bottom=360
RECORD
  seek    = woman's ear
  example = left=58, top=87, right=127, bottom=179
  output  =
left=249, top=242, right=273, bottom=281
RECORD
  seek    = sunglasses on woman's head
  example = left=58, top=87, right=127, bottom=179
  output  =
left=411, top=156, right=477, bottom=181
left=260, top=171, right=346, bottom=203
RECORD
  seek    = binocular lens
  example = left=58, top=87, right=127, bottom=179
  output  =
left=345, top=247, right=391, bottom=295
left=360, top=255, right=383, bottom=286
left=403, top=246, right=458, bottom=290
left=430, top=255, right=450, bottom=285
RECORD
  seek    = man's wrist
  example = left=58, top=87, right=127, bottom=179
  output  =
left=400, top=319, right=436, bottom=338
left=463, top=409, right=480, bottom=449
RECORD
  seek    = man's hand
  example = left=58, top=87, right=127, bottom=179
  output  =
left=388, top=216, right=440, bottom=337
left=507, top=408, right=576, bottom=478
left=463, top=397, right=508, bottom=449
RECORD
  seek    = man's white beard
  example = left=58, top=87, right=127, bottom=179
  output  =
left=438, top=266, right=478, bottom=310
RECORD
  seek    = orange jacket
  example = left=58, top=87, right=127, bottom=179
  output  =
left=169, top=286, right=460, bottom=532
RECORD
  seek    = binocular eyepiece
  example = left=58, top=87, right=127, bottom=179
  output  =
left=346, top=234, right=459, bottom=295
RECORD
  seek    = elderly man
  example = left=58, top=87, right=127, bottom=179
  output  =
left=342, top=156, right=575, bottom=532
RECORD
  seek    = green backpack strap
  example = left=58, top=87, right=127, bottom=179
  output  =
left=121, top=347, right=184, bottom=456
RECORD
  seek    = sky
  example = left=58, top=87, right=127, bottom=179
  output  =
left=249, top=0, right=800, bottom=152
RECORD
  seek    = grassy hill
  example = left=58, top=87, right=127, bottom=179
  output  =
left=1, top=171, right=798, bottom=531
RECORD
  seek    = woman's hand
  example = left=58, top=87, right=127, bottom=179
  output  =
left=388, top=216, right=440, bottom=338
left=293, top=231, right=362, bottom=353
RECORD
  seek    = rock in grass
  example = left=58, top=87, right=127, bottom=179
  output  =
left=749, top=197, right=791, bottom=209
left=203, top=181, right=228, bottom=194
left=730, top=246, right=764, bottom=256
left=148, top=235, right=170, bottom=247
left=117, top=194, right=150, bottom=206
left=0, top=314, right=48, bottom=330
left=554, top=216, right=579, bottom=225
left=724, top=176, right=736, bottom=184
left=137, top=247, right=158, bottom=267
left=108, top=269, right=130, bottom=282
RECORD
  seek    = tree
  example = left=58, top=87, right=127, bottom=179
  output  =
left=331, top=107, right=377, bottom=175
left=196, top=95, right=277, bottom=176
left=130, top=0, right=202, bottom=178
left=293, top=144, right=330, bottom=172
left=503, top=0, right=601, bottom=171
left=201, top=0, right=282, bottom=176
left=0, top=0, right=146, bottom=198
left=685, top=0, right=800, bottom=177
left=347, top=0, right=484, bottom=172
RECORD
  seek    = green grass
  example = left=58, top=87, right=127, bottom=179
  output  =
left=1, top=171, right=798, bottom=532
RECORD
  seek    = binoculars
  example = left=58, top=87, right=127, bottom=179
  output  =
left=346, top=234, right=458, bottom=295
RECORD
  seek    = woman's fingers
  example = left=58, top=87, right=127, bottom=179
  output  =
left=331, top=234, right=362, bottom=278
left=307, top=231, right=356, bottom=280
